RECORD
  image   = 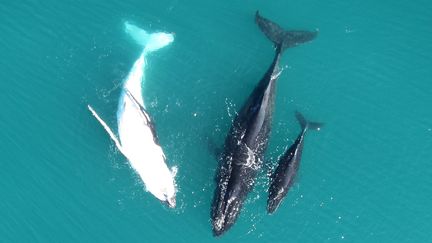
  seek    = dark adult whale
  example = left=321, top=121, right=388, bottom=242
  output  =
left=211, top=11, right=318, bottom=236
left=267, top=111, right=322, bottom=214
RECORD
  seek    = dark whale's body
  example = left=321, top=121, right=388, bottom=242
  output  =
left=211, top=11, right=318, bottom=236
left=267, top=111, right=322, bottom=214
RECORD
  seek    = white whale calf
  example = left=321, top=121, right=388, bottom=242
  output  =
left=88, top=22, right=177, bottom=207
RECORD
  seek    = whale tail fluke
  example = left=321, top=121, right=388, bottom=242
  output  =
left=124, top=21, right=174, bottom=53
left=255, top=11, right=317, bottom=53
left=295, top=111, right=323, bottom=132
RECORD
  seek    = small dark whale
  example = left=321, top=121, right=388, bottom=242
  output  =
left=267, top=111, right=322, bottom=214
left=211, top=11, right=318, bottom=236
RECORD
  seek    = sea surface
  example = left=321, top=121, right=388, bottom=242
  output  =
left=1, top=0, right=432, bottom=242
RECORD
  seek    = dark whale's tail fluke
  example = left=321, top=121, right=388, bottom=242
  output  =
left=295, top=111, right=323, bottom=131
left=255, top=11, right=318, bottom=53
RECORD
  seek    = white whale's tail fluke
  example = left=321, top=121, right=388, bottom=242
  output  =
left=88, top=105, right=125, bottom=155
left=124, top=22, right=174, bottom=53
left=121, top=22, right=175, bottom=106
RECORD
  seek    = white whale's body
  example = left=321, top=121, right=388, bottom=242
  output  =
left=88, top=22, right=176, bottom=207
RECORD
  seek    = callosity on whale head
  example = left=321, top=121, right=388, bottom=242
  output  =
left=137, top=154, right=176, bottom=208
left=151, top=159, right=177, bottom=208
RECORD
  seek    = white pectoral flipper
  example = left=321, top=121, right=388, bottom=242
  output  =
left=88, top=105, right=125, bottom=155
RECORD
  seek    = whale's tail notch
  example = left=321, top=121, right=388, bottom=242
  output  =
left=255, top=11, right=317, bottom=53
left=124, top=21, right=174, bottom=53
left=295, top=111, right=323, bottom=132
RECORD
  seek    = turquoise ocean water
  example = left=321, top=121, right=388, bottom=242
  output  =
left=1, top=0, right=432, bottom=242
